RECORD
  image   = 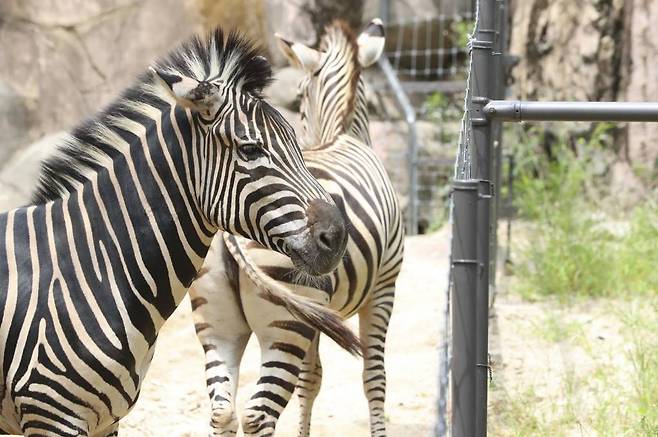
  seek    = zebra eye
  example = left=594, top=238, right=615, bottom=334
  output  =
left=237, top=142, right=266, bottom=161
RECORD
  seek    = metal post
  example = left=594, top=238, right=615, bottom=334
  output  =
left=468, top=0, right=498, bottom=435
left=378, top=55, right=419, bottom=235
left=490, top=0, right=507, bottom=303
left=505, top=154, right=514, bottom=266
left=450, top=180, right=479, bottom=437
left=379, top=0, right=390, bottom=24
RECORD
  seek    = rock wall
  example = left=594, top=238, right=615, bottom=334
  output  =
left=0, top=0, right=515, bottom=235
left=509, top=0, right=658, bottom=193
left=509, top=0, right=625, bottom=101
left=621, top=0, right=658, bottom=173
left=0, top=0, right=196, bottom=142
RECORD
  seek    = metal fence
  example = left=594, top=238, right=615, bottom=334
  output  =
left=377, top=0, right=475, bottom=235
left=443, top=0, right=658, bottom=436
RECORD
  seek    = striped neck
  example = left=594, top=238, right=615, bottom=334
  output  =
left=67, top=103, right=214, bottom=323
left=347, top=78, right=372, bottom=145
left=300, top=29, right=372, bottom=148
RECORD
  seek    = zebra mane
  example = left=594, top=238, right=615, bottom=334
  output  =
left=32, top=28, right=273, bottom=205
left=317, top=20, right=362, bottom=138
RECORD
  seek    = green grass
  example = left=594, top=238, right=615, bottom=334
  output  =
left=509, top=124, right=658, bottom=300
left=619, top=301, right=658, bottom=435
left=615, top=206, right=658, bottom=295
left=492, top=124, right=658, bottom=435
left=530, top=313, right=584, bottom=344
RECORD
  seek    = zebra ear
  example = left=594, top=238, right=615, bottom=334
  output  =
left=150, top=67, right=223, bottom=116
left=357, top=18, right=385, bottom=68
left=275, top=33, right=321, bottom=71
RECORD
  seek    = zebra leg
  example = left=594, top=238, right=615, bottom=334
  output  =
left=240, top=286, right=315, bottom=437
left=359, top=289, right=395, bottom=437
left=191, top=294, right=250, bottom=436
left=190, top=240, right=252, bottom=437
left=296, top=334, right=322, bottom=437
left=241, top=331, right=311, bottom=437
left=202, top=332, right=250, bottom=436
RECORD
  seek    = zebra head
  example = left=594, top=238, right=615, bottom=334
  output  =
left=150, top=30, right=347, bottom=275
left=275, top=19, right=385, bottom=147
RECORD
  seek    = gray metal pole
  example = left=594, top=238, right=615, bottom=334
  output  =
left=469, top=0, right=498, bottom=435
left=484, top=100, right=658, bottom=122
left=379, top=0, right=390, bottom=24
left=378, top=55, right=419, bottom=235
left=450, top=180, right=480, bottom=437
left=490, top=0, right=507, bottom=304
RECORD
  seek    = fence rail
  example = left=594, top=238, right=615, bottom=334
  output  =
left=484, top=100, right=658, bottom=122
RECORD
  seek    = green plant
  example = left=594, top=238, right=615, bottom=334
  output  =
left=509, top=124, right=658, bottom=300
left=452, top=19, right=474, bottom=48
left=424, top=91, right=463, bottom=122
left=620, top=300, right=658, bottom=435
left=614, top=204, right=658, bottom=295
left=531, top=313, right=584, bottom=343
left=489, top=299, right=658, bottom=436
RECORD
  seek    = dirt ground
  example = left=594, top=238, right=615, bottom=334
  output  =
left=120, top=228, right=450, bottom=436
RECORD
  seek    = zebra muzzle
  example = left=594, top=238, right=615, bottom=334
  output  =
left=304, top=199, right=347, bottom=273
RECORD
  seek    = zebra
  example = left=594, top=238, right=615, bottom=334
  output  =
left=0, top=28, right=359, bottom=437
left=191, top=19, right=404, bottom=436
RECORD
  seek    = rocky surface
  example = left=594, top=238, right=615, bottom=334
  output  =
left=0, top=0, right=196, bottom=141
left=621, top=0, right=658, bottom=176
left=509, top=0, right=625, bottom=102
left=371, top=119, right=456, bottom=233
left=0, top=81, right=31, bottom=164
left=509, top=0, right=658, bottom=194
left=264, top=67, right=305, bottom=111
left=0, top=132, right=65, bottom=211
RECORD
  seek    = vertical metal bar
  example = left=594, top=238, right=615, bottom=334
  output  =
left=450, top=180, right=479, bottom=437
left=379, top=0, right=390, bottom=24
left=468, top=0, right=498, bottom=435
left=490, top=0, right=507, bottom=303
left=474, top=171, right=491, bottom=437
left=377, top=0, right=418, bottom=236
left=408, top=122, right=419, bottom=235
left=505, top=154, right=514, bottom=266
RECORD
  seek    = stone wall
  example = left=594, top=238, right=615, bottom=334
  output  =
left=621, top=0, right=658, bottom=173
left=508, top=0, right=658, bottom=195
left=0, top=0, right=196, bottom=142
left=509, top=0, right=625, bottom=102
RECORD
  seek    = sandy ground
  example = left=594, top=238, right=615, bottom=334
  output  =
left=120, top=228, right=451, bottom=436
left=487, top=272, right=646, bottom=434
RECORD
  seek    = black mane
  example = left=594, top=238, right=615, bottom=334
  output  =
left=32, top=28, right=272, bottom=205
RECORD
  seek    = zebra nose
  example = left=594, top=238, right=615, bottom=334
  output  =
left=306, top=199, right=347, bottom=257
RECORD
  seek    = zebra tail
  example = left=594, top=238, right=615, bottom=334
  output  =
left=222, top=233, right=362, bottom=357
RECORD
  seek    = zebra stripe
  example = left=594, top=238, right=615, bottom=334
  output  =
left=191, top=19, right=403, bottom=437
left=0, top=29, right=353, bottom=436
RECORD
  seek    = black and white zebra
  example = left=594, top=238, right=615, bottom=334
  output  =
left=0, top=29, right=358, bottom=437
left=191, top=19, right=404, bottom=436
